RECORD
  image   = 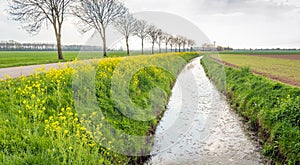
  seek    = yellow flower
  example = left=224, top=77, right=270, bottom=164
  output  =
left=59, top=116, right=66, bottom=121
left=26, top=105, right=31, bottom=110
left=80, top=127, right=86, bottom=131
left=67, top=112, right=73, bottom=116
left=88, top=143, right=96, bottom=147
left=64, top=130, right=69, bottom=134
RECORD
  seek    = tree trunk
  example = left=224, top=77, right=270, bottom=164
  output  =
left=56, top=33, right=64, bottom=60
left=152, top=41, right=155, bottom=54
left=159, top=44, right=161, bottom=53
left=103, top=39, right=107, bottom=57
left=170, top=45, right=173, bottom=52
left=165, top=43, right=168, bottom=53
left=54, top=24, right=64, bottom=60
left=102, top=28, right=107, bottom=57
left=141, top=39, right=144, bottom=55
left=126, top=36, right=130, bottom=56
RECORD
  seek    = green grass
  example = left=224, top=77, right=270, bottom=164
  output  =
left=201, top=55, right=300, bottom=164
left=214, top=54, right=300, bottom=85
left=0, top=51, right=138, bottom=68
left=0, top=51, right=77, bottom=68
left=219, top=51, right=300, bottom=55
left=0, top=52, right=199, bottom=164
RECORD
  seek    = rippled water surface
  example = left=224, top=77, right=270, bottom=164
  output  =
left=148, top=57, right=264, bottom=165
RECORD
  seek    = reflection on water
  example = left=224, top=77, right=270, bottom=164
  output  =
left=148, top=57, right=264, bottom=165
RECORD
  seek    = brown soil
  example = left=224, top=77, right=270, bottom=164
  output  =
left=208, top=55, right=300, bottom=87
left=250, top=54, right=300, bottom=60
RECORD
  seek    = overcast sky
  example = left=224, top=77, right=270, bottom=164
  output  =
left=1, top=0, right=300, bottom=48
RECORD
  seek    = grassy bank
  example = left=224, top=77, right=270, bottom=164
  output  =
left=0, top=52, right=199, bottom=164
left=201, top=55, right=300, bottom=164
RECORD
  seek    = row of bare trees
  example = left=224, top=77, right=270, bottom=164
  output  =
left=8, top=0, right=196, bottom=59
left=114, top=15, right=196, bottom=56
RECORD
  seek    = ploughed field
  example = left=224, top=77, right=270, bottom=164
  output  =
left=212, top=54, right=300, bottom=86
left=251, top=54, right=300, bottom=60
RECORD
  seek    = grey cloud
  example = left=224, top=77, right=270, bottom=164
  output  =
left=189, top=0, right=298, bottom=17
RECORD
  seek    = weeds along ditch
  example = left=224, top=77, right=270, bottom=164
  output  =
left=0, top=52, right=199, bottom=164
left=201, top=55, right=300, bottom=164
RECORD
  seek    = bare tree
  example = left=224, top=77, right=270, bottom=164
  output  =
left=156, top=31, right=164, bottom=53
left=147, top=25, right=161, bottom=54
left=73, top=0, right=128, bottom=57
left=187, top=39, right=196, bottom=51
left=177, top=36, right=185, bottom=52
left=169, top=36, right=176, bottom=52
left=163, top=33, right=172, bottom=53
left=181, top=37, right=188, bottom=52
left=173, top=36, right=181, bottom=52
left=114, top=14, right=138, bottom=56
left=134, top=20, right=148, bottom=55
left=8, top=0, right=71, bottom=60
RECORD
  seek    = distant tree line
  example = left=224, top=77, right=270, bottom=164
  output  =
left=8, top=0, right=196, bottom=59
left=234, top=48, right=300, bottom=52
left=0, top=40, right=102, bottom=51
left=194, top=43, right=300, bottom=52
left=192, top=43, right=233, bottom=51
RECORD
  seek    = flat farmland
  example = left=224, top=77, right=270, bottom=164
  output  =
left=0, top=51, right=79, bottom=68
left=251, top=54, right=300, bottom=60
left=0, top=51, right=130, bottom=68
left=213, top=54, right=300, bottom=86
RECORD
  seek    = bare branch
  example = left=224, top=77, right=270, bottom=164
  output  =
left=8, top=0, right=71, bottom=60
left=147, top=25, right=162, bottom=54
left=113, top=14, right=138, bottom=56
left=134, top=20, right=149, bottom=54
left=134, top=20, right=148, bottom=40
left=72, top=0, right=128, bottom=57
left=114, top=14, right=137, bottom=39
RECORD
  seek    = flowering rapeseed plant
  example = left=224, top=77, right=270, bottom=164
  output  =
left=0, top=52, right=199, bottom=164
